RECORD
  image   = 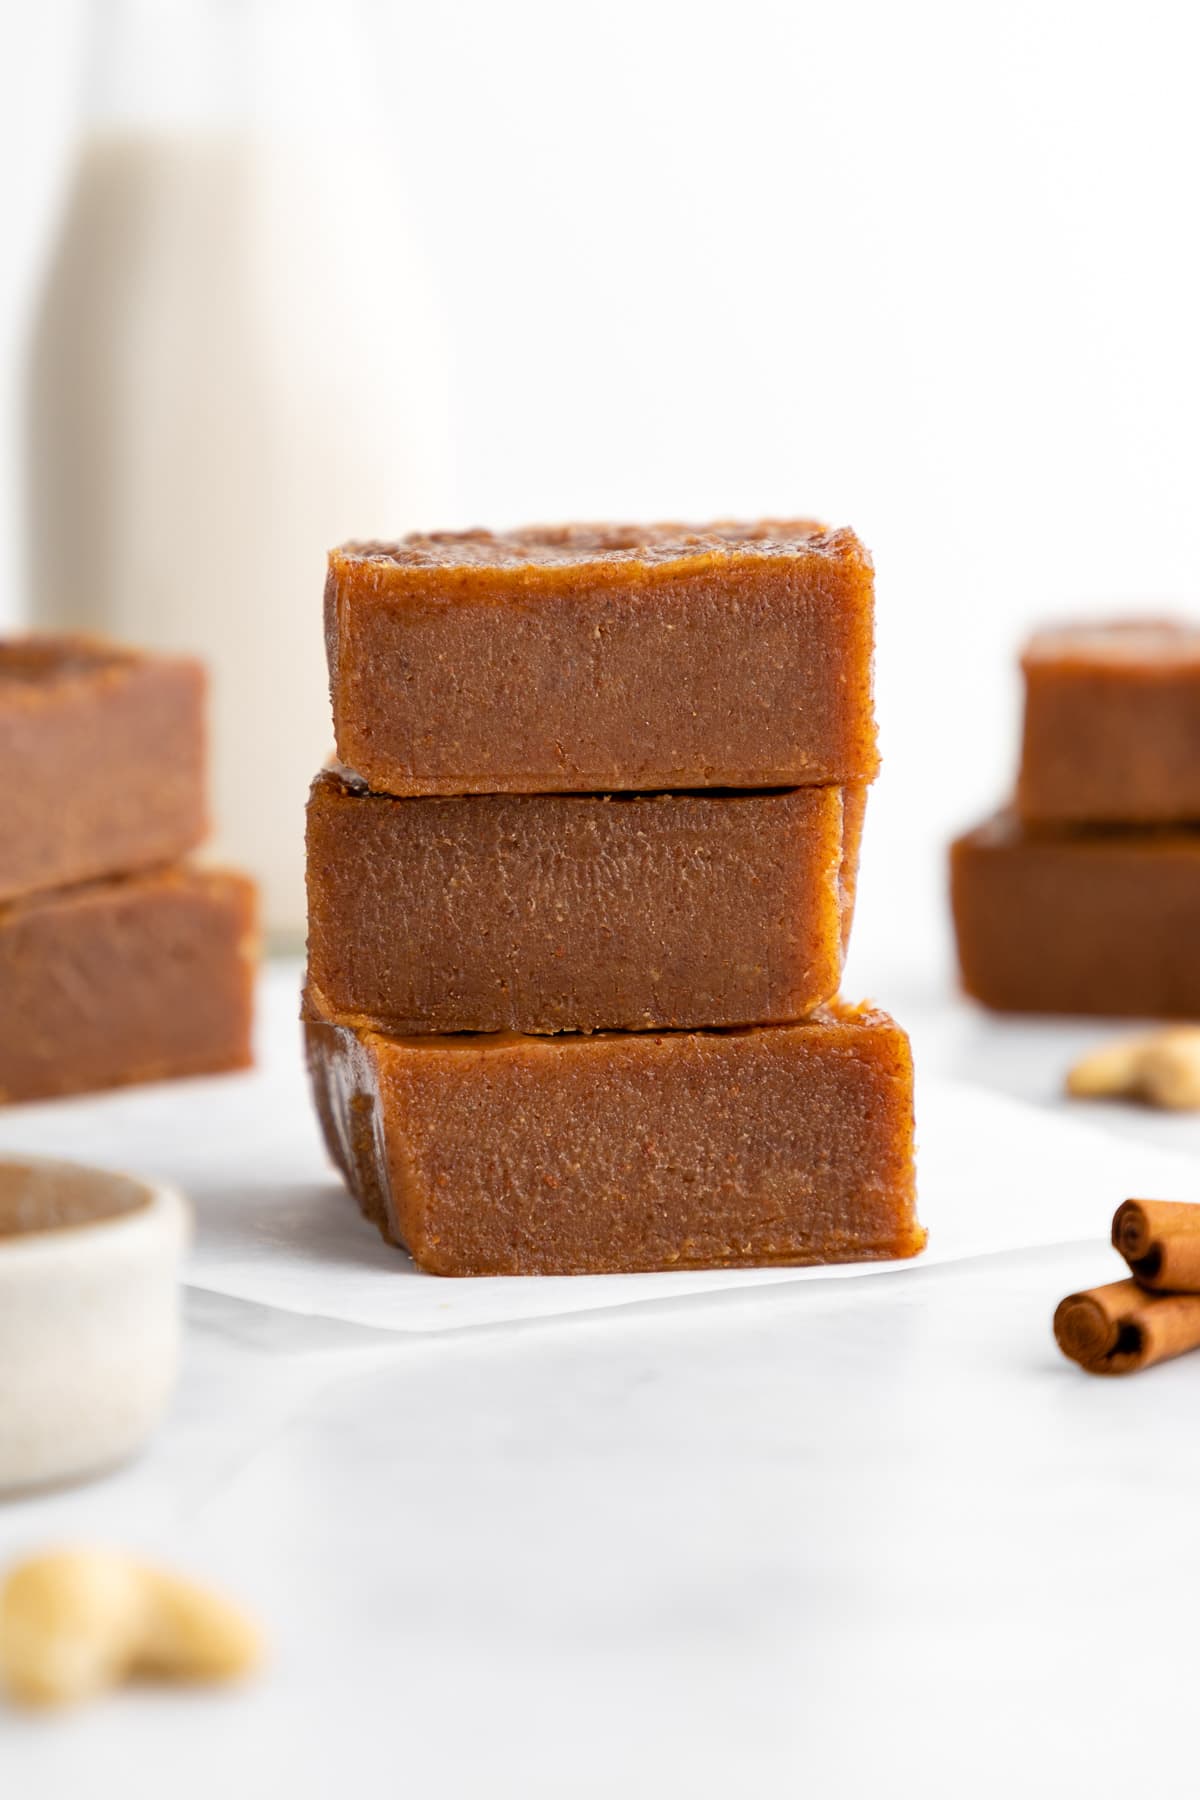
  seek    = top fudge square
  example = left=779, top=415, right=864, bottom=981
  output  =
left=0, top=636, right=206, bottom=902
left=324, top=521, right=878, bottom=796
left=1017, top=620, right=1200, bottom=825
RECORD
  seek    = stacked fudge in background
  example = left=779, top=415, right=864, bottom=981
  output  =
left=952, top=621, right=1200, bottom=1015
left=306, top=522, right=923, bottom=1277
left=0, top=638, right=256, bottom=1101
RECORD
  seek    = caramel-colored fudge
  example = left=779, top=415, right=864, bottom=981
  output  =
left=305, top=767, right=866, bottom=1034
left=0, top=637, right=206, bottom=902
left=306, top=1002, right=922, bottom=1277
left=325, top=522, right=878, bottom=796
left=951, top=812, right=1200, bottom=1016
left=1017, top=621, right=1200, bottom=824
left=0, top=867, right=257, bottom=1102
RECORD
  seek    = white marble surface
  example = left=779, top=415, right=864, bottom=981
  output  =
left=3, top=965, right=1200, bottom=1797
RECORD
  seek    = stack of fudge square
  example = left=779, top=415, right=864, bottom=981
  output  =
left=0, top=638, right=255, bottom=1102
left=305, top=521, right=924, bottom=1277
left=953, top=621, right=1200, bottom=1016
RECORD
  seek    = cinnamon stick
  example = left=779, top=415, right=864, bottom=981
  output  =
left=1053, top=1279, right=1200, bottom=1375
left=1112, top=1198, right=1200, bottom=1291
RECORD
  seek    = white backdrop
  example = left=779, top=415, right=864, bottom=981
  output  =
left=3, top=0, right=1198, bottom=988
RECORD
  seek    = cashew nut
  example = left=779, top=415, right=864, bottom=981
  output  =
left=0, top=1549, right=263, bottom=1707
left=1066, top=1026, right=1200, bottom=1111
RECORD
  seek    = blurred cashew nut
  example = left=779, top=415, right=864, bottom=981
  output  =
left=0, top=1549, right=263, bottom=1707
left=1067, top=1026, right=1200, bottom=1111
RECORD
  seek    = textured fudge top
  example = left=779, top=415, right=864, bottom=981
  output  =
left=0, top=635, right=131, bottom=686
left=0, top=864, right=258, bottom=927
left=0, top=634, right=199, bottom=697
left=353, top=996, right=893, bottom=1055
left=1023, top=619, right=1200, bottom=670
left=957, top=810, right=1200, bottom=857
left=334, top=519, right=857, bottom=579
left=321, top=759, right=802, bottom=804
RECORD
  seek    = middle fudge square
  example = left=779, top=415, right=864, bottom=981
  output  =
left=305, top=767, right=865, bottom=1034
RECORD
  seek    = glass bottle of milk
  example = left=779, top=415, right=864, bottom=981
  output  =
left=26, top=0, right=453, bottom=943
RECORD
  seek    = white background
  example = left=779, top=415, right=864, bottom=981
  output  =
left=5, top=11, right=1200, bottom=1788
left=4, top=0, right=1199, bottom=985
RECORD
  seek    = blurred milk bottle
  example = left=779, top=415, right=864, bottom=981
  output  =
left=26, top=0, right=452, bottom=943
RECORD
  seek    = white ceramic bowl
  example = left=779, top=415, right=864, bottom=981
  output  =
left=0, top=1156, right=190, bottom=1493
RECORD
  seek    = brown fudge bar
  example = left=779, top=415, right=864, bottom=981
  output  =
left=1017, top=621, right=1200, bottom=824
left=305, top=766, right=866, bottom=1034
left=951, top=812, right=1200, bottom=1016
left=325, top=521, right=878, bottom=796
left=0, top=636, right=206, bottom=902
left=306, top=1002, right=922, bottom=1277
left=0, top=867, right=257, bottom=1102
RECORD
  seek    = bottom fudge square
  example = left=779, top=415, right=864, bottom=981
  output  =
left=306, top=1002, right=923, bottom=1277
left=951, top=812, right=1200, bottom=1017
left=0, top=867, right=257, bottom=1102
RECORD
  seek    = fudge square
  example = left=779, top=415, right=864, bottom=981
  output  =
left=0, top=636, right=206, bottom=902
left=305, top=1002, right=923, bottom=1277
left=0, top=867, right=257, bottom=1102
left=324, top=521, right=879, bottom=796
left=305, top=767, right=866, bottom=1034
left=951, top=812, right=1200, bottom=1017
left=1017, top=620, right=1200, bottom=825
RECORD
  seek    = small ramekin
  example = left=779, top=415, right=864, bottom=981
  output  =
left=0, top=1157, right=191, bottom=1494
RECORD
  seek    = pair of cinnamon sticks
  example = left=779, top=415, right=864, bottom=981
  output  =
left=1055, top=1201, right=1200, bottom=1375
